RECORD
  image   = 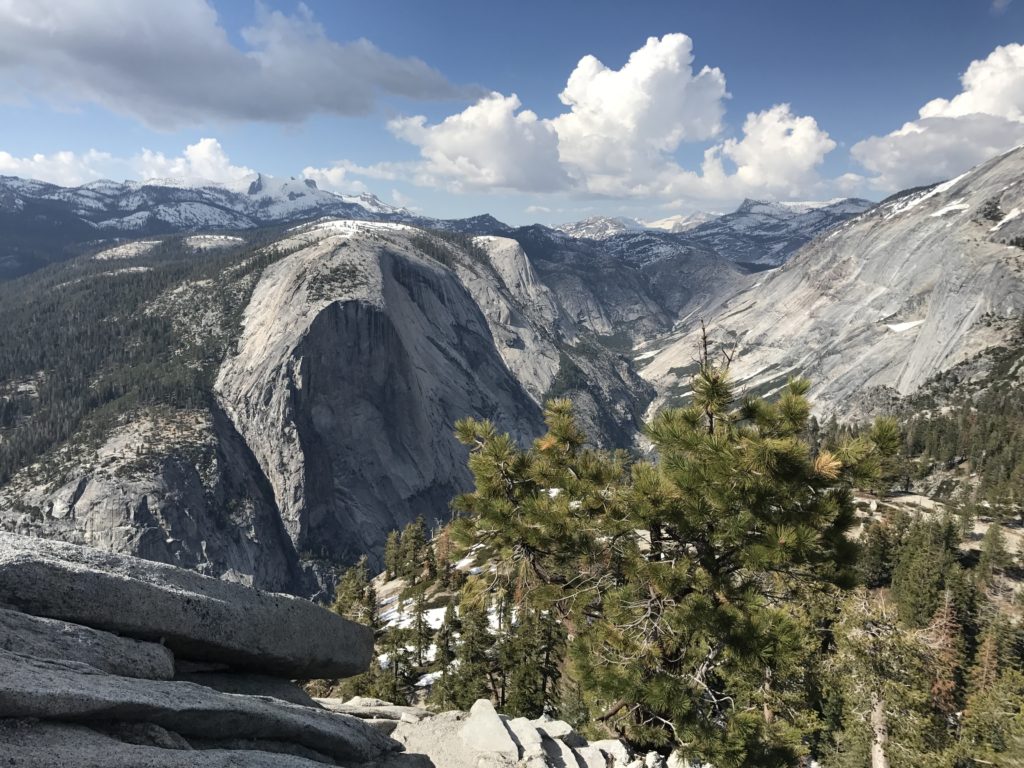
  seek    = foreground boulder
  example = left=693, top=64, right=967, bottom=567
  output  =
left=0, top=650, right=399, bottom=763
left=0, top=533, right=371, bottom=678
left=0, top=719, right=342, bottom=767
left=0, top=606, right=174, bottom=680
left=333, top=697, right=649, bottom=768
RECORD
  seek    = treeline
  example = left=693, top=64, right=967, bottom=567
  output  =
left=326, top=356, right=1024, bottom=767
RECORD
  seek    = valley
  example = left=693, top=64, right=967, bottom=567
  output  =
left=1, top=147, right=1022, bottom=600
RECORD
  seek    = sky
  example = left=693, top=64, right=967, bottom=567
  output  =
left=1, top=0, right=1023, bottom=225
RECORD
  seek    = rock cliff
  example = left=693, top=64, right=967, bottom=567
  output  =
left=215, top=222, right=545, bottom=570
left=0, top=219, right=658, bottom=592
left=640, top=146, right=1024, bottom=418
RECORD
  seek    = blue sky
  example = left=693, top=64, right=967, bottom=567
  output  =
left=1, top=0, right=1023, bottom=224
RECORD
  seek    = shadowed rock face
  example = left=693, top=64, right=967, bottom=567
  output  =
left=216, top=224, right=544, bottom=570
left=0, top=404, right=305, bottom=594
left=0, top=606, right=175, bottom=680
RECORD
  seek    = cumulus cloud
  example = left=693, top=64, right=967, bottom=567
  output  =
left=551, top=34, right=727, bottom=191
left=385, top=35, right=835, bottom=202
left=135, top=138, right=253, bottom=182
left=852, top=44, right=1024, bottom=191
left=0, top=138, right=255, bottom=187
left=0, top=149, right=117, bottom=187
left=720, top=106, right=835, bottom=190
left=301, top=159, right=410, bottom=194
left=0, top=0, right=466, bottom=128
left=387, top=93, right=569, bottom=192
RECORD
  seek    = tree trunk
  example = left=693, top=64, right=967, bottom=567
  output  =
left=762, top=667, right=774, bottom=724
left=870, top=691, right=890, bottom=768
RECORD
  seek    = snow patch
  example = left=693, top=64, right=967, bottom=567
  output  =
left=185, top=234, right=245, bottom=251
left=93, top=240, right=161, bottom=260
left=990, top=207, right=1023, bottom=232
left=929, top=200, right=969, bottom=218
left=885, top=320, right=925, bottom=333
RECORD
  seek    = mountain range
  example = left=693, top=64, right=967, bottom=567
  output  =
left=0, top=146, right=1021, bottom=596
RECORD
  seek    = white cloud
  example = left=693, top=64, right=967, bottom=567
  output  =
left=0, top=0, right=466, bottom=128
left=920, top=44, right=1024, bottom=121
left=301, top=165, right=358, bottom=193
left=992, top=0, right=1011, bottom=14
left=852, top=44, right=1024, bottom=191
left=0, top=138, right=255, bottom=187
left=387, top=93, right=569, bottom=192
left=386, top=35, right=836, bottom=203
left=390, top=189, right=415, bottom=209
left=135, top=138, right=253, bottom=182
left=552, top=34, right=727, bottom=192
left=301, top=159, right=409, bottom=194
left=0, top=149, right=117, bottom=187
left=696, top=105, right=836, bottom=197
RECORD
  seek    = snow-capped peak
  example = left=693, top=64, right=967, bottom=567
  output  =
left=555, top=216, right=645, bottom=240
left=643, top=211, right=720, bottom=233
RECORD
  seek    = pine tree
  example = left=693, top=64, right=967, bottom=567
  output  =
left=829, top=590, right=934, bottom=768
left=504, top=609, right=565, bottom=718
left=371, top=626, right=416, bottom=705
left=978, top=522, right=1011, bottom=586
left=363, top=581, right=380, bottom=631
left=891, top=517, right=959, bottom=628
left=384, top=530, right=401, bottom=580
left=409, top=590, right=434, bottom=668
left=452, top=335, right=898, bottom=767
left=435, top=528, right=454, bottom=589
left=858, top=521, right=895, bottom=588
left=332, top=556, right=375, bottom=625
left=959, top=664, right=1024, bottom=763
left=922, top=590, right=964, bottom=720
left=430, top=603, right=460, bottom=710
left=449, top=601, right=494, bottom=710
left=399, top=517, right=429, bottom=583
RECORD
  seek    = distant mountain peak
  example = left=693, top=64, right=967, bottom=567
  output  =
left=683, top=196, right=875, bottom=266
left=555, top=216, right=645, bottom=240
left=643, top=211, right=720, bottom=233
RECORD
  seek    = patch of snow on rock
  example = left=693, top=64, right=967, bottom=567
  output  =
left=929, top=200, right=969, bottom=218
left=185, top=235, right=245, bottom=251
left=991, top=207, right=1023, bottom=232
left=93, top=241, right=162, bottom=261
left=886, top=320, right=926, bottom=333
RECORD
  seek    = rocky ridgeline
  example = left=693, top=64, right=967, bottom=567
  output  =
left=0, top=533, right=645, bottom=767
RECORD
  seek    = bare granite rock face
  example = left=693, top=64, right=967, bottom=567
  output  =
left=378, top=697, right=647, bottom=768
left=0, top=651, right=397, bottom=764
left=0, top=534, right=398, bottom=766
left=0, top=720, right=343, bottom=767
left=214, top=222, right=546, bottom=570
left=0, top=405, right=306, bottom=594
left=0, top=532, right=372, bottom=678
left=0, top=606, right=174, bottom=680
left=641, top=146, right=1024, bottom=419
left=174, top=671, right=321, bottom=707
